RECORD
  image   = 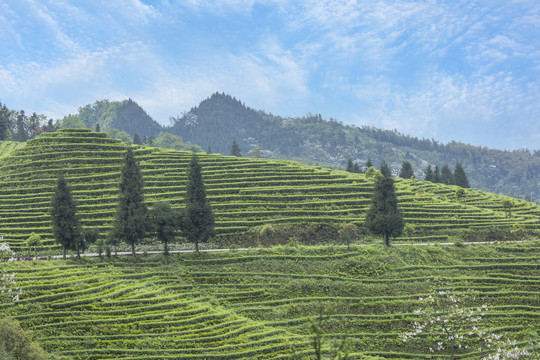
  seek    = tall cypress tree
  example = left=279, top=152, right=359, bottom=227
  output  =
left=433, top=165, right=441, bottom=183
left=365, top=162, right=404, bottom=246
left=0, top=102, right=11, bottom=141
left=346, top=158, right=354, bottom=172
left=454, top=162, right=470, bottom=188
left=231, top=140, right=242, bottom=157
left=440, top=164, right=454, bottom=185
left=183, top=154, right=214, bottom=253
left=111, top=147, right=147, bottom=256
left=50, top=174, right=82, bottom=259
left=133, top=133, right=142, bottom=145
left=399, top=161, right=414, bottom=179
left=366, top=158, right=373, bottom=169
left=424, top=165, right=434, bottom=182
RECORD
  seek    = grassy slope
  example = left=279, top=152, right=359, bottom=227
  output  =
left=0, top=140, right=22, bottom=159
left=0, top=129, right=539, bottom=252
left=1, top=241, right=538, bottom=359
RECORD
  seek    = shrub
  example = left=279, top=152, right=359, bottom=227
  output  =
left=339, top=223, right=358, bottom=250
left=0, top=318, right=48, bottom=360
left=26, top=233, right=42, bottom=257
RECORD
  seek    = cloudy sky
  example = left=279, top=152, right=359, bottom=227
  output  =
left=1, top=0, right=539, bottom=150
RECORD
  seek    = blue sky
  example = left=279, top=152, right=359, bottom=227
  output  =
left=1, top=0, right=539, bottom=150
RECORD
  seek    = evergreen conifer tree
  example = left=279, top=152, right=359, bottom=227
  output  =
left=0, top=102, right=11, bottom=140
left=346, top=158, right=354, bottom=172
left=366, top=158, right=373, bottom=169
left=380, top=161, right=392, bottom=177
left=183, top=154, right=215, bottom=253
left=352, top=163, right=361, bottom=173
left=454, top=162, right=470, bottom=188
left=111, top=147, right=147, bottom=256
left=440, top=164, right=454, bottom=185
left=95, top=123, right=101, bottom=132
left=424, top=165, right=434, bottom=182
left=50, top=174, right=82, bottom=259
left=231, top=140, right=242, bottom=157
left=365, top=162, right=404, bottom=246
left=133, top=133, right=142, bottom=145
left=433, top=165, right=441, bottom=183
left=399, top=161, right=414, bottom=179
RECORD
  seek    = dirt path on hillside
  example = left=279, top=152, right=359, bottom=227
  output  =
left=20, top=240, right=522, bottom=260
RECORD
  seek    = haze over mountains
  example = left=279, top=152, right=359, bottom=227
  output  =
left=74, top=93, right=539, bottom=202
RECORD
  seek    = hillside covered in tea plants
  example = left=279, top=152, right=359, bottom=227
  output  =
left=1, top=241, right=538, bottom=359
left=0, top=129, right=539, bottom=359
left=0, top=128, right=539, bottom=253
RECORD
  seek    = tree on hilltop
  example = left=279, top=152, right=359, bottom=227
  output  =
left=111, top=147, right=148, bottom=256
left=365, top=162, right=404, bottom=246
left=424, top=165, right=434, bottom=182
left=133, top=133, right=142, bottom=145
left=440, top=164, right=453, bottom=185
left=346, top=158, right=354, bottom=172
left=432, top=165, right=441, bottom=183
left=454, top=162, right=470, bottom=188
left=51, top=174, right=82, bottom=259
left=365, top=158, right=373, bottom=170
left=183, top=154, right=214, bottom=253
left=399, top=161, right=414, bottom=179
left=231, top=140, right=242, bottom=157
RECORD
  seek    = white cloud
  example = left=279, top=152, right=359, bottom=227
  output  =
left=134, top=37, right=309, bottom=122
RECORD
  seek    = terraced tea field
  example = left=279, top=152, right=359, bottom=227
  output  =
left=0, top=140, right=22, bottom=159
left=2, top=241, right=538, bottom=359
left=1, top=129, right=539, bottom=252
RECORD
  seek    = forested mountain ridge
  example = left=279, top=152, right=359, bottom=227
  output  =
left=79, top=98, right=162, bottom=136
left=167, top=93, right=540, bottom=201
left=73, top=93, right=539, bottom=200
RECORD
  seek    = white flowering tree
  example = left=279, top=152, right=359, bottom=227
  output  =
left=0, top=243, right=21, bottom=303
left=400, top=290, right=531, bottom=360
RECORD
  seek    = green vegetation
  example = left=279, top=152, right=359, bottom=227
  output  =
left=0, top=129, right=539, bottom=253
left=149, top=202, right=180, bottom=255
left=231, top=139, right=242, bottom=157
left=0, top=141, right=23, bottom=159
left=50, top=173, right=82, bottom=259
left=111, top=147, right=148, bottom=256
left=163, top=93, right=539, bottom=200
left=398, top=161, right=414, bottom=179
left=365, top=162, right=404, bottom=246
left=78, top=98, right=162, bottom=137
left=184, top=154, right=215, bottom=253
left=0, top=317, right=48, bottom=360
left=0, top=129, right=538, bottom=359
left=0, top=241, right=537, bottom=359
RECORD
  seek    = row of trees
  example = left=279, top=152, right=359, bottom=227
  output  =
left=0, top=101, right=56, bottom=141
left=423, top=162, right=470, bottom=188
left=347, top=157, right=470, bottom=189
left=50, top=149, right=215, bottom=258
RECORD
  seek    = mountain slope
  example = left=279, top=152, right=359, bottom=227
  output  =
left=75, top=94, right=540, bottom=200
left=168, top=93, right=540, bottom=200
left=79, top=98, right=162, bottom=137
left=0, top=129, right=538, bottom=252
